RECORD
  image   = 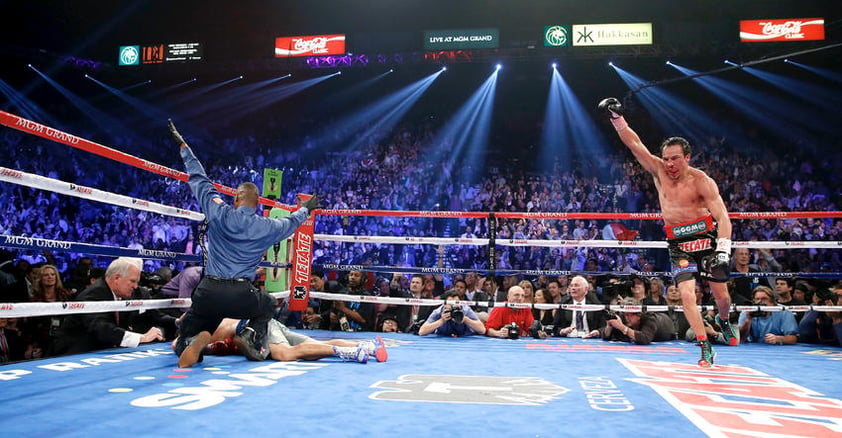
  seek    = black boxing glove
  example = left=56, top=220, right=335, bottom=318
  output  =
left=701, top=238, right=731, bottom=282
left=299, top=194, right=323, bottom=214
left=597, top=97, right=628, bottom=131
left=597, top=97, right=623, bottom=119
left=168, top=119, right=186, bottom=147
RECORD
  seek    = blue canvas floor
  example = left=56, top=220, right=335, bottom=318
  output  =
left=2, top=332, right=841, bottom=437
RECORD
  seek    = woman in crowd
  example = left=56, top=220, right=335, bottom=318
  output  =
left=532, top=288, right=556, bottom=326
left=27, top=264, right=73, bottom=356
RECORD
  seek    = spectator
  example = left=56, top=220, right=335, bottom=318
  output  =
left=554, top=275, right=605, bottom=338
left=775, top=277, right=807, bottom=323
left=648, top=277, right=666, bottom=305
left=628, top=275, right=655, bottom=305
left=159, top=265, right=203, bottom=300
left=518, top=279, right=534, bottom=303
left=732, top=248, right=780, bottom=304
left=665, top=284, right=690, bottom=340
left=26, top=264, right=73, bottom=355
left=385, top=272, right=413, bottom=331
left=546, top=279, right=563, bottom=304
left=309, top=270, right=350, bottom=328
left=333, top=270, right=376, bottom=332
left=798, top=288, right=841, bottom=346
left=378, top=314, right=401, bottom=333
left=0, top=318, right=27, bottom=363
left=532, top=288, right=556, bottom=327
left=738, top=285, right=799, bottom=345
left=52, top=258, right=171, bottom=355
left=405, top=274, right=438, bottom=332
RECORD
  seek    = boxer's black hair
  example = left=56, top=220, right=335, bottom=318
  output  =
left=660, top=136, right=692, bottom=156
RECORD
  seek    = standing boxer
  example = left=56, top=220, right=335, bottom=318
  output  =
left=598, top=98, right=737, bottom=367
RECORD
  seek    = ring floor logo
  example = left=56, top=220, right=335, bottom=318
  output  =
left=369, top=374, right=569, bottom=405
left=119, top=46, right=140, bottom=66
left=620, top=358, right=842, bottom=436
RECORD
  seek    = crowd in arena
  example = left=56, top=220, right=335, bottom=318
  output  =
left=1, top=101, right=841, bottom=361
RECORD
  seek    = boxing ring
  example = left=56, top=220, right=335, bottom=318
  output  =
left=2, top=110, right=842, bottom=437
left=2, top=334, right=842, bottom=437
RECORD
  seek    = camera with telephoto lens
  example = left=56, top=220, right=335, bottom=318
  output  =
left=603, top=309, right=624, bottom=322
left=749, top=302, right=767, bottom=318
left=503, top=323, right=520, bottom=339
left=443, top=304, right=465, bottom=323
left=529, top=320, right=554, bottom=338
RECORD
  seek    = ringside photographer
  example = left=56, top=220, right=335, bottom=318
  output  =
left=485, top=286, right=534, bottom=339
left=418, top=291, right=486, bottom=337
left=601, top=298, right=675, bottom=345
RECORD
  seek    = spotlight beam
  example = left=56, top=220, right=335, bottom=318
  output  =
left=610, top=64, right=751, bottom=151
left=0, top=78, right=56, bottom=126
left=86, top=74, right=170, bottom=122
left=425, top=70, right=499, bottom=182
left=210, top=73, right=335, bottom=125
left=539, top=68, right=608, bottom=172
left=626, top=41, right=842, bottom=98
left=28, top=65, right=134, bottom=138
left=669, top=62, right=832, bottom=142
left=309, top=70, right=442, bottom=153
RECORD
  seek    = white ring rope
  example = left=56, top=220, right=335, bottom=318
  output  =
left=0, top=166, right=205, bottom=221
left=0, top=292, right=289, bottom=318
left=3, top=290, right=840, bottom=319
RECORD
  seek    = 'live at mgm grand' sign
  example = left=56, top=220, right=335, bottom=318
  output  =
left=424, top=28, right=499, bottom=50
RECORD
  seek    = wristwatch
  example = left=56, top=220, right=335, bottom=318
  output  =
left=623, top=327, right=630, bottom=335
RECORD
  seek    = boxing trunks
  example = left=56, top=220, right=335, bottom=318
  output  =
left=665, top=215, right=724, bottom=283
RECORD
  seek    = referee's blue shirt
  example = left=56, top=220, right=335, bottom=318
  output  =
left=181, top=145, right=309, bottom=280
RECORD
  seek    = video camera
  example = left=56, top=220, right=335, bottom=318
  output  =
left=602, top=280, right=632, bottom=301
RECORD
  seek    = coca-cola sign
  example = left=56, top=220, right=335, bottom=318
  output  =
left=275, top=34, right=346, bottom=57
left=740, top=18, right=824, bottom=42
